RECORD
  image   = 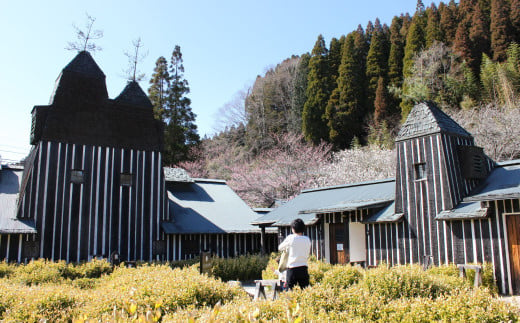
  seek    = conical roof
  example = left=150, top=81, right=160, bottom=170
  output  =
left=62, top=50, right=105, bottom=77
left=115, top=81, right=153, bottom=108
left=396, top=101, right=472, bottom=141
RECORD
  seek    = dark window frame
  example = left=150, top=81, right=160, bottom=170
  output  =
left=70, top=169, right=85, bottom=184
left=414, top=163, right=427, bottom=181
left=120, top=173, right=133, bottom=186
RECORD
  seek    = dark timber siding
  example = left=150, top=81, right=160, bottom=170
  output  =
left=164, top=233, right=278, bottom=260
left=3, top=140, right=165, bottom=262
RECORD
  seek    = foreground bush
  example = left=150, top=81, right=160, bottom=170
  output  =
left=0, top=259, right=517, bottom=322
left=212, top=254, right=269, bottom=281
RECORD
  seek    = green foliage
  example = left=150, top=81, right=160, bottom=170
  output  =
left=14, top=259, right=67, bottom=285
left=211, top=254, right=269, bottom=281
left=321, top=264, right=363, bottom=289
left=366, top=19, right=389, bottom=109
left=0, top=259, right=517, bottom=322
left=303, top=35, right=331, bottom=144
left=0, top=261, right=14, bottom=278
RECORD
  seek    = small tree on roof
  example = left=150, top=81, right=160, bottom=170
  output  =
left=124, top=37, right=148, bottom=82
left=66, top=13, right=103, bottom=53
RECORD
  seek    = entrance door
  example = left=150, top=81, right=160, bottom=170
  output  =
left=507, top=214, right=520, bottom=294
left=329, top=223, right=348, bottom=264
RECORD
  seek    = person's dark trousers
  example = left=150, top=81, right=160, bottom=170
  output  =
left=287, top=266, right=309, bottom=289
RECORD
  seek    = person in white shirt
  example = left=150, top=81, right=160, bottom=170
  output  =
left=278, top=218, right=311, bottom=289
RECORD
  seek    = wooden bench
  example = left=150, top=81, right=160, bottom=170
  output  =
left=253, top=279, right=283, bottom=300
left=457, top=264, right=482, bottom=287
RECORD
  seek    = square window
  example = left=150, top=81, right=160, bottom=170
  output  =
left=70, top=170, right=84, bottom=184
left=414, top=163, right=427, bottom=181
left=120, top=173, right=133, bottom=186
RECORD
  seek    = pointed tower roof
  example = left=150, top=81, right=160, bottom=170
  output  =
left=62, top=50, right=105, bottom=77
left=396, top=101, right=472, bottom=141
left=49, top=51, right=108, bottom=105
left=115, top=81, right=153, bottom=108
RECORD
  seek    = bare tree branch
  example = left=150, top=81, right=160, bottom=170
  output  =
left=66, top=13, right=103, bottom=53
left=124, top=37, right=148, bottom=82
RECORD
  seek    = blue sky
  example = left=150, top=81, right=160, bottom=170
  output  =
left=0, top=0, right=431, bottom=162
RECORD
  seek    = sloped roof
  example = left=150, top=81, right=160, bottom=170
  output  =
left=396, top=102, right=472, bottom=141
left=364, top=202, right=404, bottom=223
left=0, top=167, right=36, bottom=234
left=115, top=81, right=153, bottom=108
left=464, top=160, right=520, bottom=202
left=61, top=51, right=105, bottom=77
left=436, top=201, right=488, bottom=220
left=252, top=179, right=396, bottom=226
left=162, top=179, right=265, bottom=234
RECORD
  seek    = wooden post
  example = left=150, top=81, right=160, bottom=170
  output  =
left=260, top=226, right=266, bottom=255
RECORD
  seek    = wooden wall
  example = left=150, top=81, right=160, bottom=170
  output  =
left=5, top=140, right=166, bottom=262
left=164, top=233, right=278, bottom=260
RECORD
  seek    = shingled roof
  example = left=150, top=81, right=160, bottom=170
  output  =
left=396, top=102, right=472, bottom=141
left=31, top=51, right=163, bottom=151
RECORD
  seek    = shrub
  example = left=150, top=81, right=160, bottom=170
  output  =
left=307, top=258, right=333, bottom=285
left=0, top=261, right=14, bottom=278
left=212, top=254, right=269, bottom=281
left=321, top=264, right=363, bottom=289
left=14, top=259, right=66, bottom=285
left=79, top=258, right=113, bottom=278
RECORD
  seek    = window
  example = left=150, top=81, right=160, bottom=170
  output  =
left=120, top=173, right=133, bottom=186
left=414, top=163, right=427, bottom=181
left=70, top=170, right=84, bottom=184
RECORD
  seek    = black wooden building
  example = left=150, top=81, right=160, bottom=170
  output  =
left=255, top=102, right=520, bottom=294
left=0, top=51, right=275, bottom=263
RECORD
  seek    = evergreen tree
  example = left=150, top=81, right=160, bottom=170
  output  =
left=290, top=53, right=310, bottom=133
left=403, top=15, right=426, bottom=78
left=458, top=0, right=477, bottom=20
left=426, top=4, right=443, bottom=47
left=453, top=20, right=473, bottom=67
left=366, top=21, right=374, bottom=45
left=164, top=45, right=200, bottom=165
left=374, top=76, right=390, bottom=123
left=366, top=18, right=389, bottom=112
left=303, top=35, right=331, bottom=144
left=148, top=56, right=169, bottom=120
left=512, top=0, right=520, bottom=43
left=388, top=16, right=404, bottom=86
left=469, top=2, right=491, bottom=73
left=490, top=0, right=511, bottom=61
left=328, top=37, right=344, bottom=85
left=325, top=33, right=365, bottom=148
left=439, top=0, right=459, bottom=45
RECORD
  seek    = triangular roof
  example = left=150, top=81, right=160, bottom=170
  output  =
left=396, top=101, right=472, bottom=141
left=115, top=81, right=153, bottom=108
left=62, top=50, right=105, bottom=77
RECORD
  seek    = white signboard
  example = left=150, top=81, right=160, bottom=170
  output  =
left=349, top=222, right=366, bottom=262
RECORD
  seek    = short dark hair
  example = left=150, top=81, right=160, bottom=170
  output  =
left=291, top=218, right=305, bottom=234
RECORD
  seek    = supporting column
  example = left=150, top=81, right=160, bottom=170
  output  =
left=260, top=226, right=266, bottom=255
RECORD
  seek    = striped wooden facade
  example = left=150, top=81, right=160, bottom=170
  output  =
left=6, top=140, right=166, bottom=262
left=165, top=233, right=278, bottom=260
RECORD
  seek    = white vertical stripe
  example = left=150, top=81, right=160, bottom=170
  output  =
left=396, top=223, right=400, bottom=264
left=108, top=148, right=115, bottom=257
left=94, top=146, right=102, bottom=255
left=118, top=149, right=123, bottom=254
left=430, top=136, right=441, bottom=264
left=423, top=137, right=432, bottom=261
left=59, top=144, right=70, bottom=260
left=77, top=145, right=86, bottom=262
left=494, top=200, right=506, bottom=293
left=502, top=200, right=513, bottom=295
left=403, top=143, right=413, bottom=263
left=179, top=235, right=182, bottom=260
left=471, top=220, right=477, bottom=263
left=128, top=150, right=134, bottom=260
left=102, top=148, right=109, bottom=256
left=141, top=151, right=145, bottom=260
left=33, top=142, right=43, bottom=223
left=156, top=152, right=161, bottom=236
left=40, top=142, right=50, bottom=258
left=150, top=152, right=155, bottom=261
left=436, top=136, right=449, bottom=264
left=67, top=144, right=76, bottom=262
left=52, top=142, right=62, bottom=260
left=6, top=235, right=10, bottom=262
left=479, top=220, right=485, bottom=263
left=88, top=146, right=95, bottom=259
left=18, top=234, right=22, bottom=263
left=372, top=224, right=376, bottom=265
